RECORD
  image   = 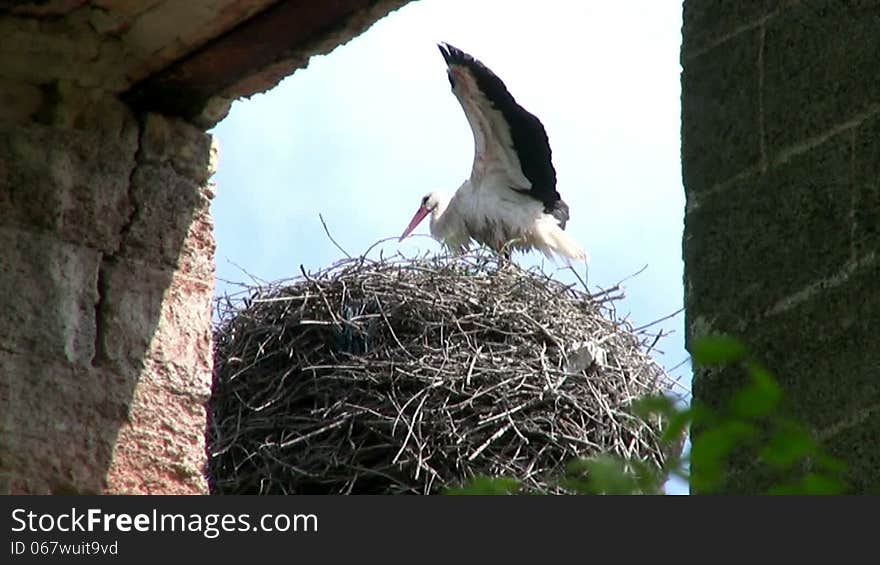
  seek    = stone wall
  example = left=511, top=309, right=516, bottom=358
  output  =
left=682, top=1, right=880, bottom=493
left=0, top=0, right=411, bottom=494
left=0, top=86, right=216, bottom=493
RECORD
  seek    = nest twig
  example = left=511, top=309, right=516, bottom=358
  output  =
left=207, top=249, right=675, bottom=494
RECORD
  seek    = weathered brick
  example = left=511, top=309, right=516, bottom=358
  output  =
left=685, top=132, right=852, bottom=320
left=38, top=82, right=139, bottom=138
left=121, top=163, right=211, bottom=272
left=97, top=258, right=171, bottom=370
left=140, top=113, right=215, bottom=184
left=0, top=346, right=209, bottom=495
left=0, top=79, right=44, bottom=125
left=9, top=1, right=86, bottom=17
left=105, top=358, right=209, bottom=494
left=0, top=17, right=101, bottom=85
left=88, top=1, right=164, bottom=35
left=0, top=121, right=137, bottom=252
left=148, top=270, right=213, bottom=380
left=176, top=203, right=216, bottom=281
left=681, top=28, right=762, bottom=194
left=763, top=0, right=880, bottom=156
left=90, top=0, right=163, bottom=15
left=0, top=352, right=132, bottom=494
left=0, top=227, right=100, bottom=365
left=0, top=0, right=410, bottom=499
left=98, top=258, right=212, bottom=373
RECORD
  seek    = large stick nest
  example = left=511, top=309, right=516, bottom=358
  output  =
left=208, top=251, right=674, bottom=494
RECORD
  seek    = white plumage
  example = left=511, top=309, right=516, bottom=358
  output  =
left=399, top=43, right=587, bottom=263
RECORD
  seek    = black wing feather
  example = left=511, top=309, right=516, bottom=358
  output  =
left=438, top=42, right=566, bottom=223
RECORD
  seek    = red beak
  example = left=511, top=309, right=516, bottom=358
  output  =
left=399, top=206, right=430, bottom=241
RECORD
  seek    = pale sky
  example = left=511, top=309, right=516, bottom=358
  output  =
left=209, top=0, right=688, bottom=494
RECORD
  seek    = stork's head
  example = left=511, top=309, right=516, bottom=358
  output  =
left=399, top=192, right=444, bottom=241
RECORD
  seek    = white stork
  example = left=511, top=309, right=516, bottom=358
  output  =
left=399, top=43, right=587, bottom=263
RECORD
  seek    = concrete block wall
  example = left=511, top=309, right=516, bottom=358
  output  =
left=0, top=86, right=216, bottom=493
left=682, top=1, right=880, bottom=492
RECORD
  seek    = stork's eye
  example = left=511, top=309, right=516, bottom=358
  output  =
left=421, top=196, right=429, bottom=206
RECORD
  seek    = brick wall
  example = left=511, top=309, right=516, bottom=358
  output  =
left=0, top=86, right=216, bottom=493
left=0, top=0, right=411, bottom=494
left=682, top=1, right=880, bottom=493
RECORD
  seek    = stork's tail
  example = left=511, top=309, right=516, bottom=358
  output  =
left=534, top=218, right=588, bottom=264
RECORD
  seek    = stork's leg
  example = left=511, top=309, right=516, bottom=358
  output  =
left=495, top=241, right=512, bottom=270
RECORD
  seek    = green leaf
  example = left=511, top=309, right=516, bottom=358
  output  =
left=692, top=421, right=756, bottom=466
left=629, top=395, right=692, bottom=451
left=660, top=409, right=693, bottom=446
left=564, top=457, right=592, bottom=476
left=690, top=421, right=756, bottom=493
left=767, top=474, right=846, bottom=495
left=629, top=459, right=665, bottom=494
left=445, top=475, right=520, bottom=495
left=760, top=422, right=817, bottom=469
left=814, top=453, right=848, bottom=475
left=766, top=481, right=802, bottom=495
left=565, top=456, right=642, bottom=495
left=691, top=335, right=748, bottom=365
left=800, top=473, right=847, bottom=495
left=630, top=395, right=678, bottom=420
left=688, top=402, right=717, bottom=427
left=559, top=458, right=595, bottom=494
left=729, top=363, right=782, bottom=419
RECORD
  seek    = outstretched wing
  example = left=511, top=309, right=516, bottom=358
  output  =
left=438, top=42, right=567, bottom=225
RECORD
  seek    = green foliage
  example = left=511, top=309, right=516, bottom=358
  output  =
left=685, top=337, right=847, bottom=494
left=445, top=475, right=521, bottom=495
left=690, top=335, right=748, bottom=365
left=561, top=455, right=666, bottom=495
left=445, top=336, right=848, bottom=495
